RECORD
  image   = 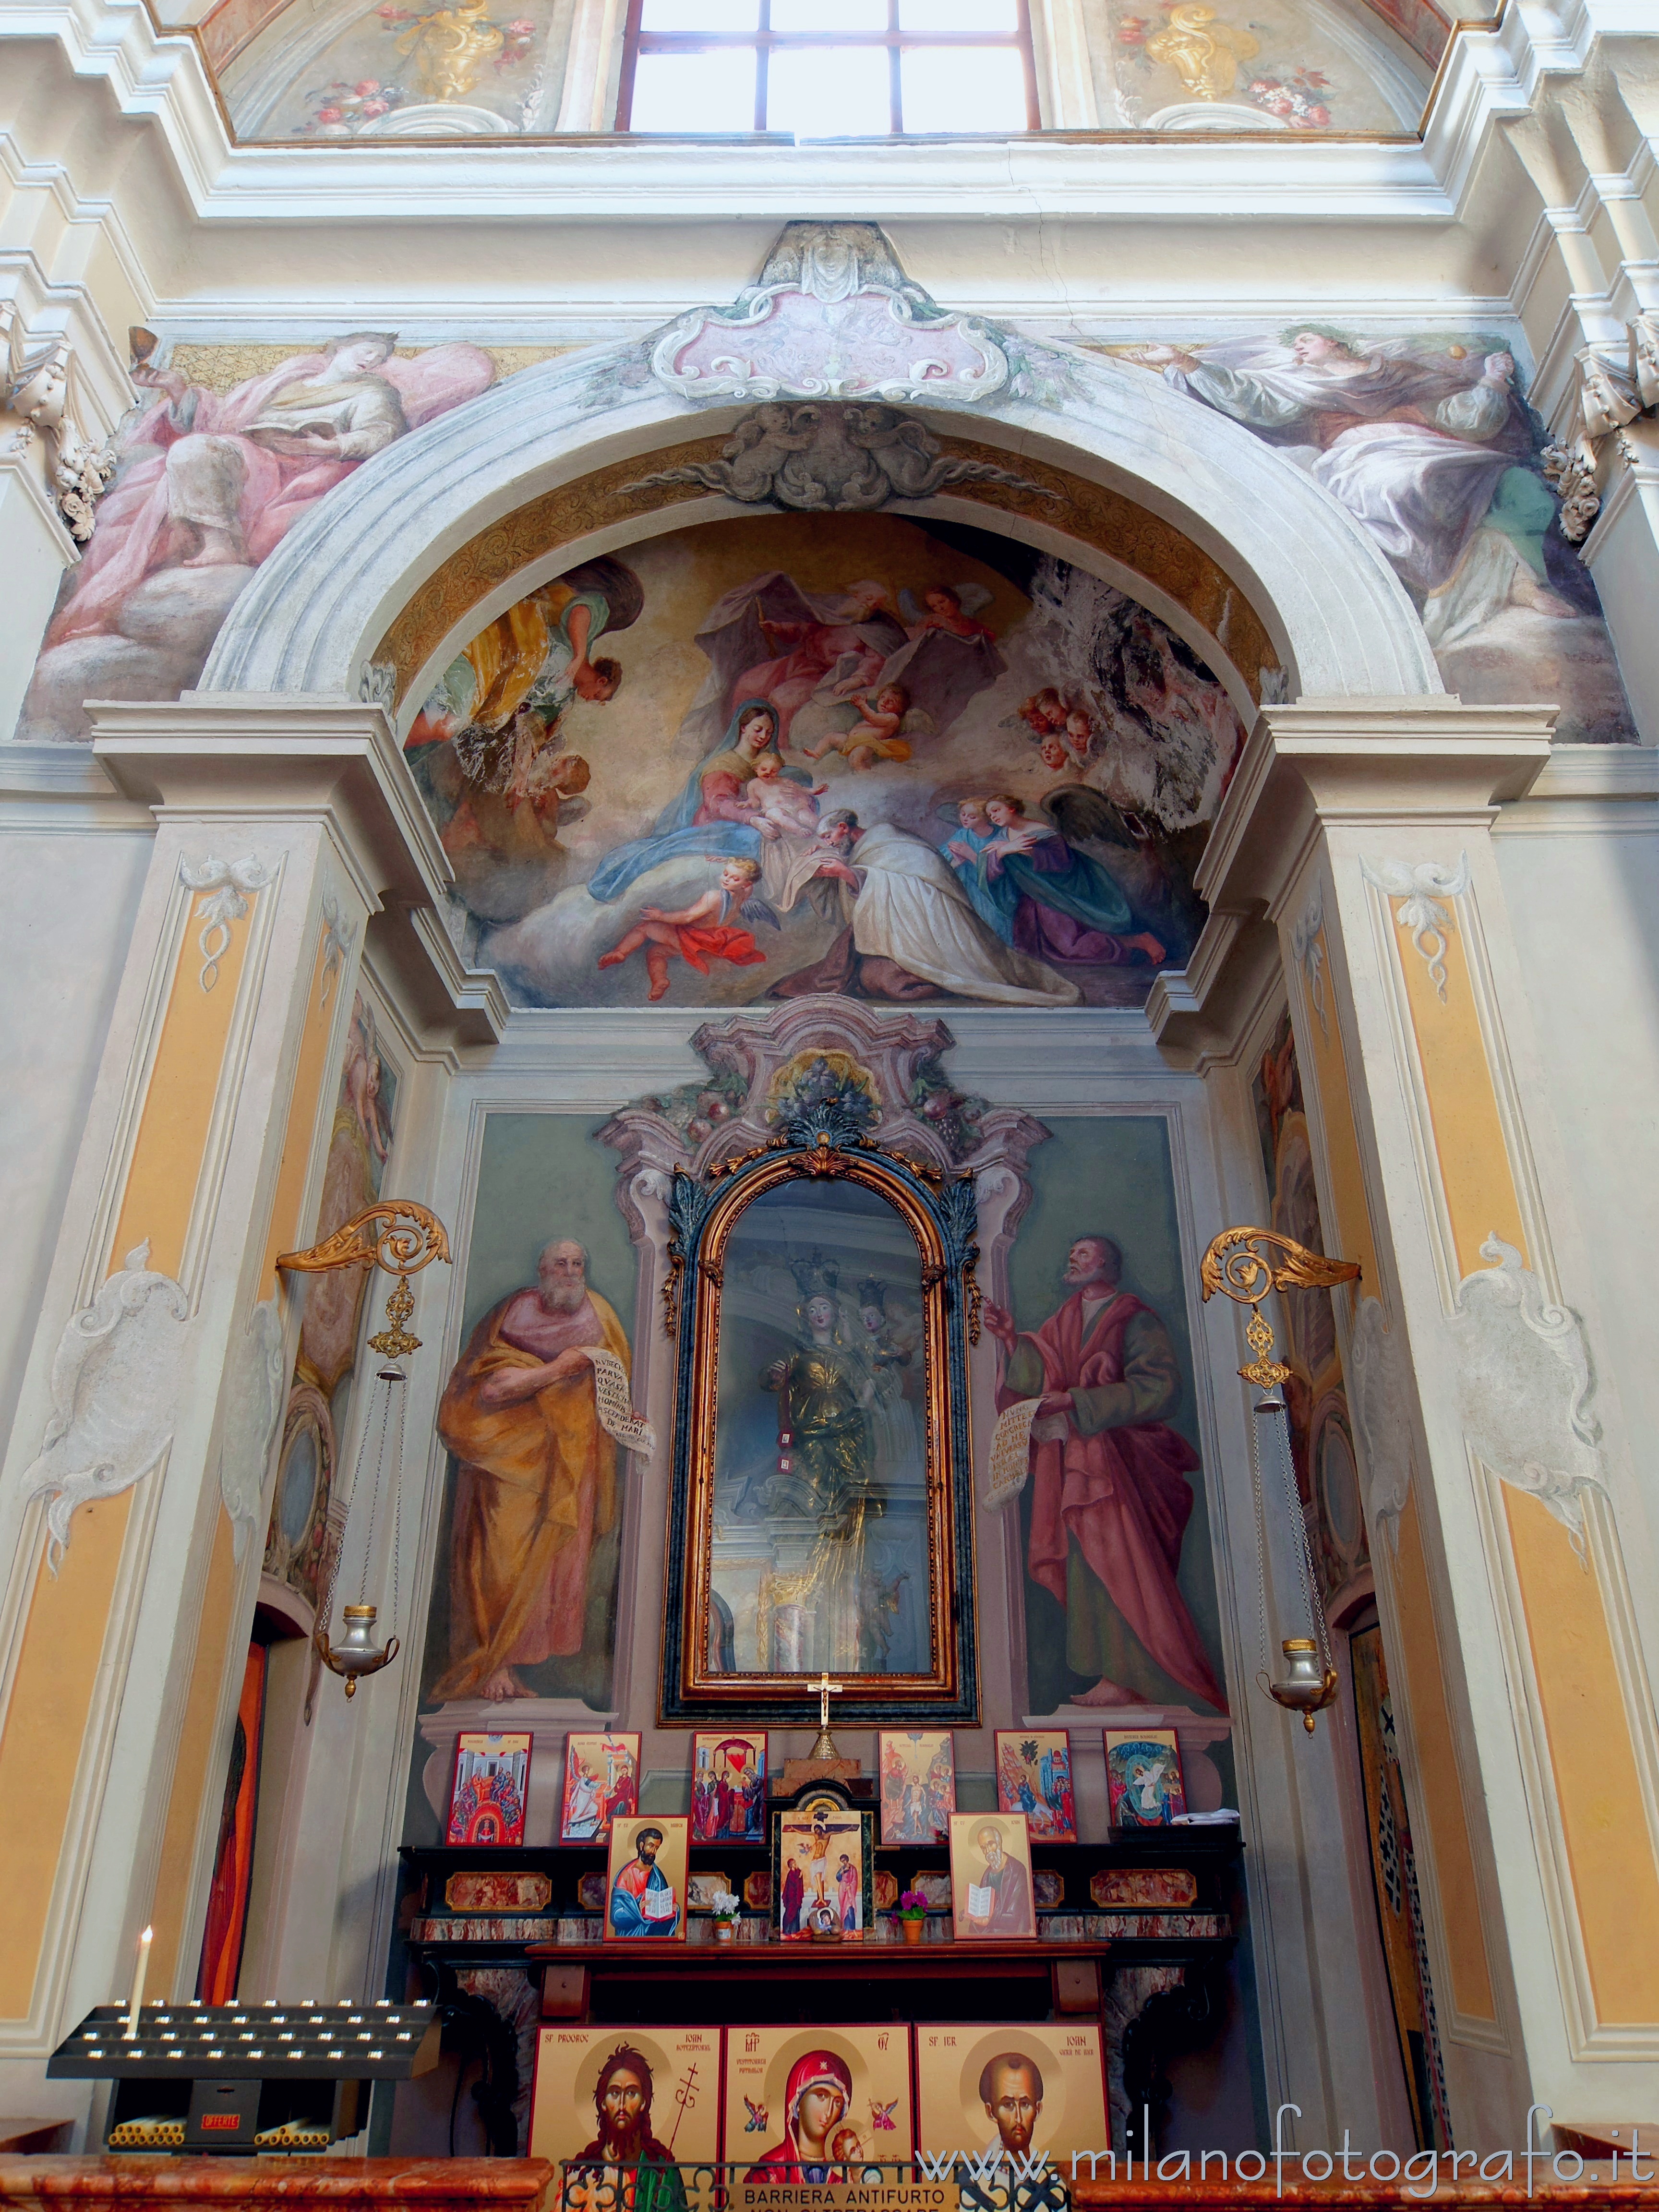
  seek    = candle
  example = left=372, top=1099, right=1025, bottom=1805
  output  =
left=124, top=1926, right=152, bottom=2041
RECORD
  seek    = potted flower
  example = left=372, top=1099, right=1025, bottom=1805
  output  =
left=710, top=1889, right=742, bottom=1944
left=895, top=1890, right=928, bottom=1946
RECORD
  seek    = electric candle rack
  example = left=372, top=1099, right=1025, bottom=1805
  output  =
left=47, top=1999, right=439, bottom=2153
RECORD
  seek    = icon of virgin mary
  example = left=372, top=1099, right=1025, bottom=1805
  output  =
left=743, top=2050, right=861, bottom=2180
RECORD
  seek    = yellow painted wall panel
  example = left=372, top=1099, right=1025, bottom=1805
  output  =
left=110, top=893, right=260, bottom=1282
left=1296, top=932, right=1380, bottom=1295
left=1393, top=1491, right=1497, bottom=2020
left=0, top=1493, right=134, bottom=2017
left=1504, top=1487, right=1659, bottom=2024
left=258, top=937, right=337, bottom=1298
left=0, top=890, right=265, bottom=2021
left=1388, top=909, right=1527, bottom=1281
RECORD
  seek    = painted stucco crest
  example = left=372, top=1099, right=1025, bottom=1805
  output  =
left=1361, top=852, right=1470, bottom=1004
left=16, top=1242, right=191, bottom=1571
left=1449, top=1235, right=1603, bottom=1547
left=648, top=222, right=1011, bottom=406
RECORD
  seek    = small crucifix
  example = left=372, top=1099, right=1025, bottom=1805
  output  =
left=809, top=1670, right=843, bottom=1761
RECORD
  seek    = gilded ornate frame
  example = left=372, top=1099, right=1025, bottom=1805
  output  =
left=659, top=1094, right=980, bottom=1727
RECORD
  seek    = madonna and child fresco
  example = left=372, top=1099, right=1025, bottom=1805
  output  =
left=404, top=513, right=1236, bottom=1011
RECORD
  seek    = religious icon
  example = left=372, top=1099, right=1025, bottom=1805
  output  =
left=686, top=1872, right=733, bottom=1913
left=913, top=2024, right=1107, bottom=2167
left=878, top=1731, right=956, bottom=1844
left=446, top=1732, right=531, bottom=1846
left=723, top=1215, right=926, bottom=1677
left=691, top=1732, right=768, bottom=1842
left=1033, top=1869, right=1064, bottom=1911
left=742, top=1870, right=772, bottom=1912
left=1089, top=1866, right=1196, bottom=1908
left=722, top=2026, right=914, bottom=2169
left=994, top=1729, right=1076, bottom=1843
left=662, top=1074, right=978, bottom=1726
left=1105, top=1730, right=1186, bottom=1827
left=529, top=2024, right=720, bottom=2203
left=605, top=1815, right=689, bottom=1941
left=771, top=1788, right=873, bottom=1942
left=948, top=1813, right=1036, bottom=1940
left=561, top=1731, right=639, bottom=1844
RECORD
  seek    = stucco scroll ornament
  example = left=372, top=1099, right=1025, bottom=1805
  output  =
left=1448, top=1234, right=1603, bottom=1553
left=625, top=401, right=1056, bottom=516
left=179, top=854, right=276, bottom=991
left=17, top=1242, right=191, bottom=1573
left=1347, top=1296, right=1415, bottom=1545
left=218, top=1298, right=286, bottom=1563
left=1361, top=852, right=1469, bottom=1004
left=1290, top=879, right=1328, bottom=1037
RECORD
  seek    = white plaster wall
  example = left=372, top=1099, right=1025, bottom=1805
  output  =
left=0, top=806, right=153, bottom=1449
left=0, top=480, right=72, bottom=750
left=1492, top=759, right=1659, bottom=1539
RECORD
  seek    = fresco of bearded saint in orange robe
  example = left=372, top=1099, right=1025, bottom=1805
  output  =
left=431, top=1238, right=628, bottom=1702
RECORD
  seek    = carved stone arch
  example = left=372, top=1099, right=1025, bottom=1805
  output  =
left=201, top=338, right=1442, bottom=707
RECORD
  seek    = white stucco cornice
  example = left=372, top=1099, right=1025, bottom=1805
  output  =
left=4, top=0, right=1642, bottom=236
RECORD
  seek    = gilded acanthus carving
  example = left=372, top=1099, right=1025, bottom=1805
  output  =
left=1, top=306, right=119, bottom=545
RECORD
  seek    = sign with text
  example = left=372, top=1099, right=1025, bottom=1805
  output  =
left=736, top=2186, right=960, bottom=2212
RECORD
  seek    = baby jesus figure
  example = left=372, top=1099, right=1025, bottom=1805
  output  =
left=743, top=748, right=827, bottom=834
left=598, top=856, right=773, bottom=1001
left=802, top=683, right=913, bottom=769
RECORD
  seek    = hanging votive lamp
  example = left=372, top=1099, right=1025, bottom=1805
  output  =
left=277, top=1202, right=452, bottom=1700
left=1200, top=1226, right=1361, bottom=1735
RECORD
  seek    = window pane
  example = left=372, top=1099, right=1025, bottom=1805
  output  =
left=767, top=44, right=891, bottom=134
left=639, top=0, right=758, bottom=25
left=901, top=0, right=1016, bottom=27
left=770, top=0, right=886, bottom=26
left=628, top=47, right=757, bottom=128
left=900, top=44, right=1024, bottom=130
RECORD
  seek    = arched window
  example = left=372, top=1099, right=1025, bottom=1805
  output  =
left=618, top=0, right=1039, bottom=137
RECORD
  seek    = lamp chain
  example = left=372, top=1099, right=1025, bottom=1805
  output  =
left=355, top=1368, right=397, bottom=1609
left=1247, top=1397, right=1274, bottom=1695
